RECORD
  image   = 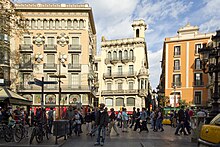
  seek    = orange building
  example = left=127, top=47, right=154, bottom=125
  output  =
left=160, top=23, right=215, bottom=108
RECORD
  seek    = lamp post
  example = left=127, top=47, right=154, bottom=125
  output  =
left=152, top=90, right=156, bottom=110
left=173, top=84, right=177, bottom=110
left=50, top=53, right=66, bottom=119
left=198, top=30, right=220, bottom=120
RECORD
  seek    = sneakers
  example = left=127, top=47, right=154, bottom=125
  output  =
left=94, top=142, right=100, bottom=146
left=175, top=133, right=180, bottom=136
left=100, top=142, right=104, bottom=146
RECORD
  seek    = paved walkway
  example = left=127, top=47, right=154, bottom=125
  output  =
left=62, top=125, right=197, bottom=147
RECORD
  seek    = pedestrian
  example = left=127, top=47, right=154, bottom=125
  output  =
left=155, top=108, right=164, bottom=132
left=117, top=110, right=122, bottom=128
left=139, top=108, right=149, bottom=133
left=48, top=107, right=54, bottom=134
left=94, top=103, right=109, bottom=146
left=65, top=105, right=75, bottom=136
left=121, top=108, right=128, bottom=132
left=129, top=107, right=136, bottom=128
left=107, top=108, right=119, bottom=136
left=73, top=109, right=82, bottom=136
left=85, top=108, right=92, bottom=135
left=134, top=108, right=141, bottom=131
left=175, top=106, right=187, bottom=136
left=197, top=108, right=206, bottom=126
left=183, top=108, right=191, bottom=134
left=150, top=110, right=155, bottom=129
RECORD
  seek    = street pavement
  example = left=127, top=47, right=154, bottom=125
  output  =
left=62, top=125, right=197, bottom=147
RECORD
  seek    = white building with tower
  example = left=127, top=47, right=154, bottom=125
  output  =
left=96, top=19, right=150, bottom=113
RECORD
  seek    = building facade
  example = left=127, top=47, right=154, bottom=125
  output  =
left=97, top=20, right=150, bottom=112
left=11, top=3, right=97, bottom=116
left=160, top=23, right=215, bottom=108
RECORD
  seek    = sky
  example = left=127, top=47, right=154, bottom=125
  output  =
left=15, top=0, right=220, bottom=89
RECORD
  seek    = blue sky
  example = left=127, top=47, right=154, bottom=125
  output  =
left=15, top=0, right=220, bottom=89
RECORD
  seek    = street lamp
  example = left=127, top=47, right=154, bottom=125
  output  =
left=173, top=84, right=177, bottom=110
left=152, top=90, right=156, bottom=110
left=50, top=53, right=67, bottom=119
left=198, top=30, right=220, bottom=120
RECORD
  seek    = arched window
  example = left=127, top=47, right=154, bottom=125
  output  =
left=67, top=19, right=72, bottom=29
left=55, top=19, right=59, bottom=29
left=124, top=50, right=128, bottom=59
left=37, top=19, right=41, bottom=29
left=61, top=19, right=65, bottom=29
left=136, top=29, right=139, bottom=37
left=108, top=51, right=111, bottom=60
left=31, top=19, right=35, bottom=29
left=119, top=51, right=122, bottom=60
left=113, top=51, right=117, bottom=60
left=116, top=98, right=124, bottom=106
left=73, top=19, right=78, bottom=29
left=43, top=19, right=47, bottom=29
left=49, top=19, right=53, bottom=29
left=25, top=19, right=29, bottom=28
left=127, top=97, right=135, bottom=106
left=105, top=98, right=113, bottom=106
left=79, top=19, right=84, bottom=29
left=129, top=49, right=134, bottom=59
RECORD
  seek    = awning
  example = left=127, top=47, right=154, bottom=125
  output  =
left=0, top=86, right=32, bottom=106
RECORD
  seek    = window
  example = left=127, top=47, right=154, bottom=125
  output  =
left=194, top=91, right=202, bottom=104
left=119, top=51, right=122, bottom=60
left=118, top=66, right=122, bottom=75
left=174, top=46, right=181, bottom=56
left=43, top=20, right=47, bottom=29
left=70, top=73, right=79, bottom=88
left=55, top=20, right=59, bottom=29
left=22, top=54, right=31, bottom=64
left=73, top=20, right=78, bottom=29
left=141, top=79, right=144, bottom=89
left=47, top=37, right=54, bottom=45
left=195, top=44, right=201, bottom=54
left=136, top=29, right=139, bottom=37
left=47, top=73, right=56, bottom=89
left=105, top=98, right=113, bottom=106
left=79, top=20, right=84, bottom=29
left=129, top=82, right=133, bottom=90
left=31, top=19, right=35, bottom=29
left=113, top=51, right=117, bottom=60
left=124, top=50, right=128, bottom=59
left=107, top=66, right=111, bottom=76
left=118, top=82, right=123, bottom=90
left=173, top=74, right=181, bottom=86
left=37, top=19, right=41, bottom=29
left=129, top=65, right=134, bottom=74
left=195, top=58, right=202, bottom=70
left=23, top=73, right=31, bottom=88
left=127, top=97, right=135, bottom=106
left=116, top=98, right=124, bottom=106
left=67, top=19, right=72, bottom=29
left=174, top=60, right=180, bottom=70
left=107, top=83, right=111, bottom=90
left=24, top=37, right=31, bottom=44
left=194, top=73, right=203, bottom=86
left=72, top=37, right=79, bottom=45
left=108, top=51, right=111, bottom=60
left=47, top=54, right=55, bottom=63
left=61, top=19, right=65, bottom=29
left=71, top=54, right=79, bottom=64
left=49, top=20, right=53, bottom=29
left=129, top=50, right=134, bottom=59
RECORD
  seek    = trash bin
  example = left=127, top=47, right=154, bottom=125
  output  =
left=53, top=120, right=69, bottom=144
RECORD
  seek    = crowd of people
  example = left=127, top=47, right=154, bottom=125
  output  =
left=0, top=104, right=208, bottom=146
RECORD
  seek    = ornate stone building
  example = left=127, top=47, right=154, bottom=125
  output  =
left=97, top=20, right=150, bottom=112
left=11, top=3, right=97, bottom=116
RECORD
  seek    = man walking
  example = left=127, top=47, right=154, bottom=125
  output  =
left=94, top=103, right=109, bottom=146
left=107, top=108, right=119, bottom=136
left=129, top=107, right=136, bottom=128
left=66, top=106, right=75, bottom=136
left=48, top=107, right=54, bottom=134
left=139, top=108, right=149, bottom=133
left=175, top=106, right=187, bottom=135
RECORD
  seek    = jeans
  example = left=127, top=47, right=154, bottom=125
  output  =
left=96, top=126, right=106, bottom=143
left=74, top=124, right=81, bottom=135
left=175, top=121, right=186, bottom=134
left=48, top=119, right=53, bottom=133
left=156, top=118, right=163, bottom=130
left=108, top=121, right=119, bottom=135
left=140, top=121, right=148, bottom=132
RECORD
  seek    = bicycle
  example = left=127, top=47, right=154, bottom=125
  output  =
left=29, top=121, right=49, bottom=144
left=13, top=119, right=29, bottom=143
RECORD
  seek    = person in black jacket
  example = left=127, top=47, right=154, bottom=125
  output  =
left=85, top=109, right=92, bottom=135
left=129, top=107, right=136, bottom=128
left=175, top=106, right=187, bottom=135
left=107, top=108, right=119, bottom=136
left=134, top=108, right=141, bottom=131
left=94, top=103, right=109, bottom=146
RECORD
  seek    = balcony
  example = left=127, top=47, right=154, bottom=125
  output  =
left=68, top=64, right=81, bottom=71
left=105, top=57, right=136, bottom=65
left=101, top=89, right=138, bottom=95
left=173, top=66, right=181, bottom=71
left=0, top=59, right=9, bottom=65
left=121, top=56, right=135, bottom=64
left=44, top=44, right=57, bottom=52
left=172, top=82, right=182, bottom=87
left=68, top=44, right=81, bottom=53
left=19, top=63, right=33, bottom=71
left=43, top=63, right=57, bottom=71
left=103, top=72, right=137, bottom=79
left=16, top=84, right=93, bottom=93
left=19, top=44, right=33, bottom=52
left=193, top=81, right=204, bottom=87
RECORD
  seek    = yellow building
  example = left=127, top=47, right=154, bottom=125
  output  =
left=10, top=3, right=97, bottom=115
left=160, top=23, right=215, bottom=107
